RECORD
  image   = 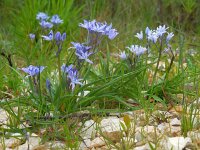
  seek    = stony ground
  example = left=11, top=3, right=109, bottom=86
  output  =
left=0, top=99, right=200, bottom=150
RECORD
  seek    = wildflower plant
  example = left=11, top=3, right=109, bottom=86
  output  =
left=18, top=12, right=119, bottom=120
left=115, top=25, right=177, bottom=112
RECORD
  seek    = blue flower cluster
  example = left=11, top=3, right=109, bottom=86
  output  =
left=135, top=25, right=174, bottom=44
left=126, top=45, right=147, bottom=56
left=120, top=25, right=174, bottom=60
left=42, top=30, right=66, bottom=43
left=71, top=42, right=93, bottom=64
left=61, top=64, right=83, bottom=90
left=71, top=20, right=118, bottom=64
left=41, top=30, right=66, bottom=56
left=25, top=16, right=118, bottom=91
left=36, top=12, right=63, bottom=29
left=79, top=20, right=118, bottom=40
left=21, top=65, right=46, bottom=76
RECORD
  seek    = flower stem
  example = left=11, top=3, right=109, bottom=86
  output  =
left=152, top=41, right=163, bottom=86
left=57, top=55, right=62, bottom=84
left=164, top=48, right=175, bottom=81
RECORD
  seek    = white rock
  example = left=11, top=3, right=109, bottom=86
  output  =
left=121, top=137, right=136, bottom=145
left=145, top=142, right=155, bottom=150
left=0, top=109, right=8, bottom=124
left=170, top=126, right=181, bottom=135
left=187, top=131, right=200, bottom=140
left=191, top=114, right=200, bottom=127
left=170, top=118, right=181, bottom=126
left=4, top=138, right=22, bottom=149
left=157, top=123, right=181, bottom=135
left=102, top=131, right=122, bottom=142
left=157, top=123, right=168, bottom=133
left=99, top=117, right=125, bottom=142
left=49, top=141, right=66, bottom=149
left=135, top=126, right=160, bottom=143
left=89, top=137, right=105, bottom=148
left=135, top=131, right=143, bottom=142
left=84, top=120, right=95, bottom=127
left=100, top=117, right=124, bottom=132
left=121, top=111, right=134, bottom=119
left=79, top=139, right=91, bottom=150
left=136, top=126, right=158, bottom=134
left=81, top=120, right=96, bottom=139
left=17, top=137, right=41, bottom=150
left=134, top=143, right=155, bottom=150
left=134, top=145, right=146, bottom=150
left=32, top=144, right=49, bottom=150
left=166, top=137, right=192, bottom=150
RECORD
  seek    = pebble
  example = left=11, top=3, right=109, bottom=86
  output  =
left=166, top=137, right=192, bottom=150
left=170, top=118, right=181, bottom=126
left=89, top=137, right=106, bottom=148
left=81, top=120, right=96, bottom=139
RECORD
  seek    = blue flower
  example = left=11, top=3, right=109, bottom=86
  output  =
left=61, top=64, right=83, bottom=90
left=126, top=45, right=147, bottom=56
left=145, top=27, right=151, bottom=36
left=119, top=51, right=127, bottom=60
left=76, top=51, right=93, bottom=64
left=156, top=25, right=168, bottom=37
left=147, top=31, right=159, bottom=43
left=51, top=15, right=63, bottom=25
left=71, top=42, right=93, bottom=64
left=29, top=33, right=35, bottom=40
left=67, top=68, right=83, bottom=90
left=71, top=42, right=91, bottom=52
left=166, top=32, right=174, bottom=43
left=79, top=20, right=103, bottom=33
left=21, top=65, right=45, bottom=76
left=106, top=28, right=118, bottom=40
left=42, top=30, right=54, bottom=41
left=55, top=32, right=66, bottom=44
left=55, top=31, right=66, bottom=56
left=135, top=31, right=143, bottom=40
left=36, top=12, right=49, bottom=21
left=39, top=20, right=53, bottom=29
left=79, top=20, right=118, bottom=39
left=61, top=64, right=73, bottom=73
left=101, top=23, right=118, bottom=39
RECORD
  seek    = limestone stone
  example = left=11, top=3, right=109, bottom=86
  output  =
left=102, top=131, right=122, bottom=142
left=89, top=137, right=106, bottom=148
left=5, top=138, right=24, bottom=149
left=170, top=118, right=181, bottom=126
left=79, top=139, right=91, bottom=150
left=17, top=137, right=41, bottom=150
left=48, top=141, right=66, bottom=149
left=0, top=109, right=8, bottom=125
left=165, top=137, right=192, bottom=150
left=100, top=117, right=124, bottom=132
left=81, top=120, right=96, bottom=140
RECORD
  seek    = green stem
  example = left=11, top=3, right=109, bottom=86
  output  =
left=41, top=38, right=43, bottom=52
left=57, top=55, right=62, bottom=84
left=148, top=40, right=163, bottom=100
left=164, top=48, right=175, bottom=81
left=152, top=41, right=163, bottom=86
